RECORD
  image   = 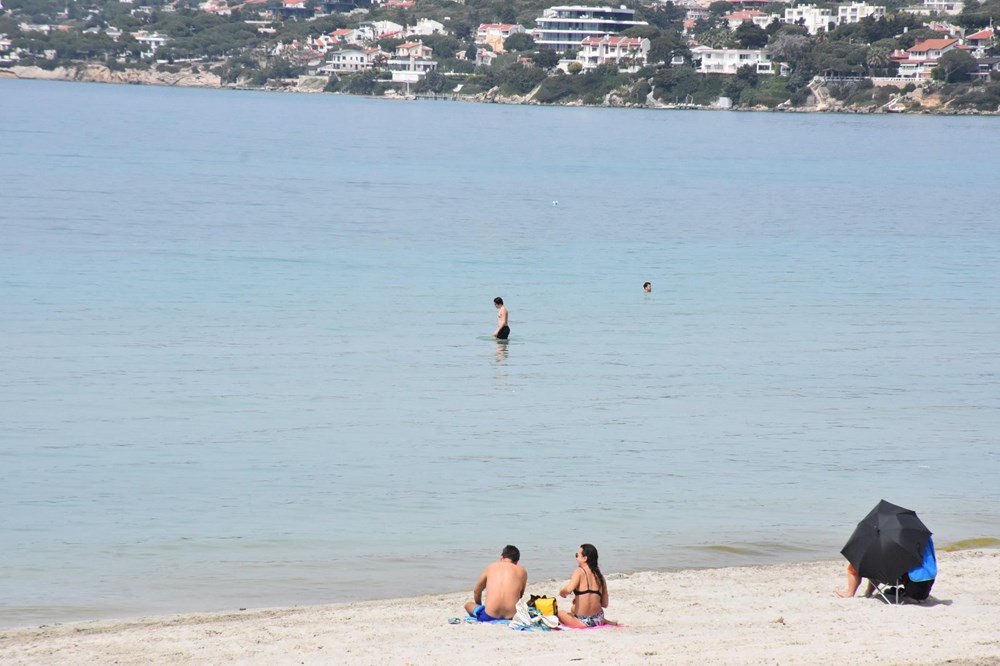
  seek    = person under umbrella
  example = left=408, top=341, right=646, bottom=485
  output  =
left=836, top=536, right=937, bottom=600
left=835, top=499, right=937, bottom=601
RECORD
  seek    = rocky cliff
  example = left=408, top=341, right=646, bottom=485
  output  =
left=0, top=64, right=222, bottom=88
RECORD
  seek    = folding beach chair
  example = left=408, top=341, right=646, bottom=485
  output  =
left=870, top=575, right=933, bottom=605
left=869, top=580, right=904, bottom=605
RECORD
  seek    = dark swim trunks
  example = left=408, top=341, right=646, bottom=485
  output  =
left=497, top=325, right=510, bottom=340
left=473, top=604, right=500, bottom=622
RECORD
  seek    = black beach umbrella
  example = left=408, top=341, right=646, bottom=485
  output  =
left=841, top=499, right=932, bottom=584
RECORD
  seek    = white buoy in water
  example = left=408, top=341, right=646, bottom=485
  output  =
left=552, top=200, right=559, bottom=206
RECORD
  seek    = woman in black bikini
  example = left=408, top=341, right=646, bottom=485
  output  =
left=557, top=543, right=613, bottom=627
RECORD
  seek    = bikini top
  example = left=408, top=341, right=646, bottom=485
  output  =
left=573, top=568, right=603, bottom=596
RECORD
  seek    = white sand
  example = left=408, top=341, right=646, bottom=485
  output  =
left=2, top=549, right=999, bottom=665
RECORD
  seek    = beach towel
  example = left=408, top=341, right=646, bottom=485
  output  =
left=448, top=615, right=508, bottom=625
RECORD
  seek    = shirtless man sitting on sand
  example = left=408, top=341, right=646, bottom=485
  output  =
left=463, top=545, right=527, bottom=621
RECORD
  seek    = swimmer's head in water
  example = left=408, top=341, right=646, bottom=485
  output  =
left=643, top=282, right=651, bottom=292
left=494, top=297, right=504, bottom=307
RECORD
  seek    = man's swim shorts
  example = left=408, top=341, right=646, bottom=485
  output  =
left=472, top=604, right=500, bottom=622
left=497, top=325, right=510, bottom=340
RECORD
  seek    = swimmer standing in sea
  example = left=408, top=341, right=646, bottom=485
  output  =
left=492, top=297, right=509, bottom=340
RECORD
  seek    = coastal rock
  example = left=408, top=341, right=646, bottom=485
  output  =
left=0, top=64, right=222, bottom=88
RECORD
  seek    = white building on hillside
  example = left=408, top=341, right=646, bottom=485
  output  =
left=922, top=0, right=963, bottom=14
left=692, top=45, right=773, bottom=74
left=357, top=20, right=404, bottom=41
left=966, top=26, right=995, bottom=55
left=0, top=34, right=16, bottom=63
left=723, top=10, right=773, bottom=29
left=476, top=23, right=526, bottom=52
left=476, top=23, right=526, bottom=42
left=837, top=2, right=884, bottom=24
left=318, top=47, right=384, bottom=73
left=132, top=30, right=170, bottom=56
left=388, top=41, right=437, bottom=83
left=533, top=5, right=647, bottom=52
left=783, top=4, right=834, bottom=34
left=408, top=18, right=447, bottom=36
left=576, top=35, right=650, bottom=72
left=894, top=37, right=958, bottom=78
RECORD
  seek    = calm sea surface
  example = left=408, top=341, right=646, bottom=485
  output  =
left=2, top=78, right=998, bottom=628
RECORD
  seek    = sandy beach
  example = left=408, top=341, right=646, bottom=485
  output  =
left=2, top=548, right=998, bottom=665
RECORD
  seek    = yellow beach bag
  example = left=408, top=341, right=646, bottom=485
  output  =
left=534, top=596, right=558, bottom=616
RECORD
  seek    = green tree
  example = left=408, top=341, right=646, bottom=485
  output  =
left=416, top=69, right=449, bottom=93
left=724, top=63, right=759, bottom=101
left=865, top=45, right=893, bottom=76
left=698, top=26, right=736, bottom=48
left=531, top=47, right=558, bottom=68
left=420, top=33, right=460, bottom=59
left=346, top=69, right=378, bottom=94
left=499, top=62, right=546, bottom=93
left=450, top=20, right=473, bottom=41
left=622, top=25, right=661, bottom=39
left=767, top=32, right=811, bottom=73
left=707, top=1, right=735, bottom=15
left=955, top=0, right=1000, bottom=29
left=652, top=65, right=700, bottom=101
left=567, top=61, right=582, bottom=74
left=378, top=37, right=405, bottom=52
left=637, top=2, right=686, bottom=30
left=648, top=29, right=690, bottom=64
left=933, top=49, right=977, bottom=82
left=499, top=4, right=516, bottom=24
left=504, top=32, right=535, bottom=51
left=734, top=21, right=768, bottom=48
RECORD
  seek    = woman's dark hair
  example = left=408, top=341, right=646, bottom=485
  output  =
left=494, top=297, right=503, bottom=305
left=580, top=543, right=605, bottom=591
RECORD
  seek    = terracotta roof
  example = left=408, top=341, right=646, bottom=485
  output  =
left=967, top=27, right=995, bottom=40
left=724, top=10, right=763, bottom=19
left=908, top=38, right=958, bottom=53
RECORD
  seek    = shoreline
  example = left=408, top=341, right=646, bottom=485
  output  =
left=2, top=548, right=999, bottom=665
left=4, top=65, right=998, bottom=117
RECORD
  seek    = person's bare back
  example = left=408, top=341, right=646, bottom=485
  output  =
left=463, top=545, right=527, bottom=621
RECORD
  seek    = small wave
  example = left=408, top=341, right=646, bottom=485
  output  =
left=941, top=537, right=1000, bottom=552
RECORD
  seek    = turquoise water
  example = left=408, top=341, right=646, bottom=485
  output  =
left=2, top=79, right=999, bottom=628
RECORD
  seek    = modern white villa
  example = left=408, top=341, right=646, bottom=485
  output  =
left=783, top=5, right=834, bottom=34
left=692, top=45, right=773, bottom=74
left=894, top=37, right=958, bottom=78
left=921, top=0, right=963, bottom=14
left=387, top=41, right=437, bottom=83
left=317, top=47, right=384, bottom=73
left=533, top=5, right=647, bottom=52
left=837, top=2, right=885, bottom=24
left=576, top=35, right=650, bottom=72
left=131, top=30, right=170, bottom=56
left=476, top=23, right=526, bottom=52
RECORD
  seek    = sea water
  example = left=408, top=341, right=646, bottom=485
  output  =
left=1, top=79, right=998, bottom=628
